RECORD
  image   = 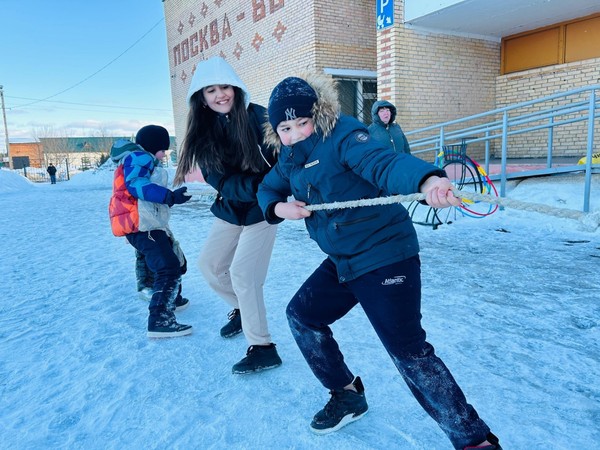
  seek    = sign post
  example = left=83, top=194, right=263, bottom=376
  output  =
left=376, top=0, right=394, bottom=31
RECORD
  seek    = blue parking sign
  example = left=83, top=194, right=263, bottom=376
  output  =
left=376, top=0, right=394, bottom=30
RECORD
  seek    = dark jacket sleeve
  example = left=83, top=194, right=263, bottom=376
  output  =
left=204, top=168, right=263, bottom=203
left=257, top=162, right=291, bottom=225
left=339, top=131, right=445, bottom=195
left=204, top=102, right=274, bottom=203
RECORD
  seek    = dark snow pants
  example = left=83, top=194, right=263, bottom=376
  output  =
left=135, top=249, right=155, bottom=291
left=126, top=230, right=182, bottom=313
left=286, top=255, right=491, bottom=449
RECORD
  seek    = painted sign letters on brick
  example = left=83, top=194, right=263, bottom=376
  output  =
left=172, top=0, right=286, bottom=84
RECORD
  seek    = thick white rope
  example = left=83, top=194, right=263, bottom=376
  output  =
left=188, top=187, right=599, bottom=229
left=304, top=189, right=600, bottom=229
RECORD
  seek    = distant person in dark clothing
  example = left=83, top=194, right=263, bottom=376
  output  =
left=47, top=163, right=57, bottom=184
left=368, top=100, right=411, bottom=154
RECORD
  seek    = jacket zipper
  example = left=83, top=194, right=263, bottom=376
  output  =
left=333, top=214, right=378, bottom=230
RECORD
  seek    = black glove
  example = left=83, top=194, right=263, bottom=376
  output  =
left=165, top=187, right=192, bottom=206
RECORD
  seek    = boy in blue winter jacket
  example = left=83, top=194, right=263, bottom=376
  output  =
left=109, top=125, right=193, bottom=338
left=257, top=76, right=502, bottom=450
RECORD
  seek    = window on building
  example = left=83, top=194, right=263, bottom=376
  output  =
left=565, top=15, right=600, bottom=62
left=501, top=13, right=600, bottom=74
left=333, top=77, right=378, bottom=125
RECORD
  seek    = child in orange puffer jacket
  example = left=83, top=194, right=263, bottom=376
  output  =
left=109, top=125, right=193, bottom=338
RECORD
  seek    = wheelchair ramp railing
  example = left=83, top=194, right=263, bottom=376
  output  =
left=405, top=85, right=600, bottom=213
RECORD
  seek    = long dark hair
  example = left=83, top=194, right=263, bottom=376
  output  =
left=174, top=86, right=264, bottom=185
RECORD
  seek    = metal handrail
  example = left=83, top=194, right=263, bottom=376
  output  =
left=406, top=84, right=600, bottom=212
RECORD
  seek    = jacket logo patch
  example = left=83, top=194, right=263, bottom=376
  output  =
left=355, top=132, right=369, bottom=143
left=305, top=160, right=320, bottom=168
left=381, top=275, right=406, bottom=286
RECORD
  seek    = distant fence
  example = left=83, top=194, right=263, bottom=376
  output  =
left=13, top=158, right=74, bottom=183
left=16, top=166, right=69, bottom=183
left=14, top=154, right=176, bottom=183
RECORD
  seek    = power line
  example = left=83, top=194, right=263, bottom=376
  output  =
left=11, top=18, right=166, bottom=110
left=11, top=104, right=172, bottom=118
left=6, top=95, right=172, bottom=113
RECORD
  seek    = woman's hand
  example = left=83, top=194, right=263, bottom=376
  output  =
left=274, top=200, right=312, bottom=220
left=419, top=176, right=461, bottom=208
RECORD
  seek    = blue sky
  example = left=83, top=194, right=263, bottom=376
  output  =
left=1, top=0, right=174, bottom=151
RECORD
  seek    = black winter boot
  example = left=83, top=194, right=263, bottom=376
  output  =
left=231, top=343, right=282, bottom=374
left=220, top=309, right=242, bottom=338
left=141, top=290, right=187, bottom=311
left=168, top=295, right=190, bottom=312
left=147, top=310, right=192, bottom=338
left=464, top=432, right=503, bottom=450
left=310, top=376, right=369, bottom=434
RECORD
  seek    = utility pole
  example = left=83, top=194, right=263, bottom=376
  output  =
left=0, top=85, right=10, bottom=168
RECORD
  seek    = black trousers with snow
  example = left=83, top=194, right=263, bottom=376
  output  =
left=126, top=230, right=182, bottom=313
left=286, top=255, right=491, bottom=449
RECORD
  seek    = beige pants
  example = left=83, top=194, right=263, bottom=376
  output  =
left=198, top=218, right=278, bottom=345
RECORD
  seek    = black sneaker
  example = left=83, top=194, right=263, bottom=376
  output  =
left=220, top=309, right=242, bottom=338
left=147, top=311, right=192, bottom=338
left=173, top=296, right=190, bottom=312
left=231, top=343, right=282, bottom=374
left=161, top=296, right=189, bottom=312
left=310, top=376, right=368, bottom=434
left=464, top=433, right=503, bottom=450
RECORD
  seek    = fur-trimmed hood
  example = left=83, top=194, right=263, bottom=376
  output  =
left=263, top=73, right=341, bottom=152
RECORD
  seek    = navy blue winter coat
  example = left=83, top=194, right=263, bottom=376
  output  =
left=368, top=100, right=411, bottom=154
left=258, top=82, right=445, bottom=282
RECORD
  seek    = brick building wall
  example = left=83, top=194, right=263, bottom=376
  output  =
left=163, top=0, right=499, bottom=159
left=7, top=141, right=107, bottom=172
left=163, top=1, right=597, bottom=161
left=9, top=142, right=44, bottom=168
left=379, top=1, right=500, bottom=162
left=394, top=29, right=499, bottom=131
left=495, top=57, right=600, bottom=159
left=313, top=0, right=375, bottom=73
left=162, top=0, right=375, bottom=150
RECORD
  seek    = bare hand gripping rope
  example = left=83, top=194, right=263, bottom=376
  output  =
left=303, top=189, right=600, bottom=230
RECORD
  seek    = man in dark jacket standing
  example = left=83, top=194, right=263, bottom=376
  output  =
left=368, top=100, right=411, bottom=154
left=46, top=163, right=57, bottom=184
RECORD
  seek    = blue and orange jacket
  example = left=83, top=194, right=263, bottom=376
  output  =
left=109, top=139, right=171, bottom=236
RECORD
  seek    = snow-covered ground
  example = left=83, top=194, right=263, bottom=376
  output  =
left=1, top=166, right=598, bottom=449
